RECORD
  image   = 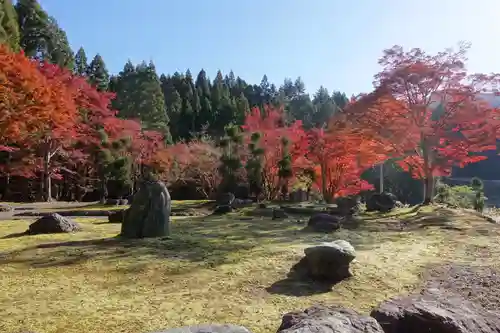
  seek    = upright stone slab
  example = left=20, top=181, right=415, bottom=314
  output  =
left=120, top=180, right=171, bottom=238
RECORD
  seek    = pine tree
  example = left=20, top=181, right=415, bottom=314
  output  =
left=218, top=124, right=243, bottom=193
left=73, top=47, right=88, bottom=76
left=0, top=0, right=20, bottom=51
left=245, top=132, right=264, bottom=199
left=277, top=137, right=293, bottom=199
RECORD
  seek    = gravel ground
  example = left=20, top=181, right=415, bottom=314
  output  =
left=424, top=263, right=500, bottom=311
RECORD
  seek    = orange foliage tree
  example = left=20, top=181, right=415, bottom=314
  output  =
left=306, top=122, right=383, bottom=202
left=0, top=46, right=77, bottom=152
left=347, top=43, right=500, bottom=203
left=0, top=46, right=81, bottom=200
left=242, top=105, right=308, bottom=200
left=153, top=138, right=222, bottom=198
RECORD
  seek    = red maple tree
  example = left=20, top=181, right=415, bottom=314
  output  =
left=347, top=43, right=500, bottom=203
left=242, top=105, right=308, bottom=200
left=306, top=123, right=381, bottom=202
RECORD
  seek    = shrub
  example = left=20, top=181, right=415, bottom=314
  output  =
left=435, top=181, right=476, bottom=209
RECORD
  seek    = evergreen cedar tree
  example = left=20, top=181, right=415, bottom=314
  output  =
left=2, top=35, right=500, bottom=202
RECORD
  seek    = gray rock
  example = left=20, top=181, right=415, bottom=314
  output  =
left=150, top=324, right=252, bottom=333
left=304, top=240, right=356, bottom=282
left=307, top=213, right=343, bottom=232
left=334, top=196, right=362, bottom=216
left=0, top=204, right=13, bottom=212
left=272, top=208, right=288, bottom=220
left=217, top=192, right=236, bottom=206
left=366, top=192, right=397, bottom=212
left=120, top=180, right=171, bottom=238
left=108, top=209, right=127, bottom=223
left=213, top=205, right=233, bottom=214
left=289, top=189, right=308, bottom=202
left=278, top=305, right=384, bottom=333
left=232, top=198, right=253, bottom=208
left=370, top=288, right=500, bottom=333
left=27, top=213, right=81, bottom=234
left=105, top=198, right=120, bottom=205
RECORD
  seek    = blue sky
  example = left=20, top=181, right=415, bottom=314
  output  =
left=39, top=0, right=500, bottom=96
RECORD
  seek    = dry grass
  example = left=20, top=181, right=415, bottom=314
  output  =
left=33, top=200, right=213, bottom=212
left=0, top=205, right=499, bottom=333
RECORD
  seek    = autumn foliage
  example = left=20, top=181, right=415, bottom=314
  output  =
left=1, top=42, right=500, bottom=203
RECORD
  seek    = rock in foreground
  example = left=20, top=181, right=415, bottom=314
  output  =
left=370, top=288, right=500, bottom=333
left=27, top=213, right=81, bottom=235
left=150, top=324, right=252, bottom=333
left=278, top=305, right=384, bottom=333
left=304, top=240, right=356, bottom=282
left=121, top=180, right=171, bottom=238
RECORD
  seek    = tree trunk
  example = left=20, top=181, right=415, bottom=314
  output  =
left=379, top=163, right=384, bottom=193
left=100, top=176, right=108, bottom=203
left=422, top=175, right=435, bottom=204
left=43, top=151, right=52, bottom=202
left=321, top=161, right=327, bottom=202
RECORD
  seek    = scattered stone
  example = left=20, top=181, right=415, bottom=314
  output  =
left=306, top=213, right=343, bottom=232
left=217, top=192, right=235, bottom=206
left=232, top=198, right=253, bottom=208
left=278, top=305, right=384, bottom=333
left=27, top=213, right=81, bottom=235
left=108, top=210, right=127, bottom=223
left=105, top=198, right=120, bottom=205
left=303, top=240, right=356, bottom=282
left=272, top=208, right=288, bottom=220
left=149, top=324, right=252, bottom=333
left=213, top=205, right=233, bottom=214
left=370, top=287, right=500, bottom=333
left=334, top=196, right=362, bottom=216
left=0, top=204, right=13, bottom=212
left=289, top=189, right=308, bottom=202
left=121, top=180, right=171, bottom=239
left=366, top=192, right=397, bottom=212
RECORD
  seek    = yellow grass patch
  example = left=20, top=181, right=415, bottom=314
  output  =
left=0, top=206, right=499, bottom=333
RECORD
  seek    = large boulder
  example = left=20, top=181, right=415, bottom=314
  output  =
left=303, top=240, right=356, bottom=282
left=366, top=192, right=397, bottom=213
left=370, top=288, right=500, bottom=333
left=120, top=180, right=171, bottom=238
left=306, top=213, right=343, bottom=232
left=272, top=208, right=288, bottom=220
left=334, top=196, right=362, bottom=216
left=278, top=305, right=384, bottom=333
left=27, top=213, right=81, bottom=235
left=217, top=192, right=236, bottom=206
left=149, top=324, right=252, bottom=333
left=108, top=209, right=128, bottom=223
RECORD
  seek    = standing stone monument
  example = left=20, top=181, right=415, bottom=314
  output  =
left=120, top=180, right=171, bottom=238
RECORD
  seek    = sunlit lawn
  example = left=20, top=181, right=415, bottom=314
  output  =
left=0, top=205, right=499, bottom=333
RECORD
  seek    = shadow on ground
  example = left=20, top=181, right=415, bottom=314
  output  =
left=1, top=205, right=491, bottom=272
left=266, top=257, right=341, bottom=297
